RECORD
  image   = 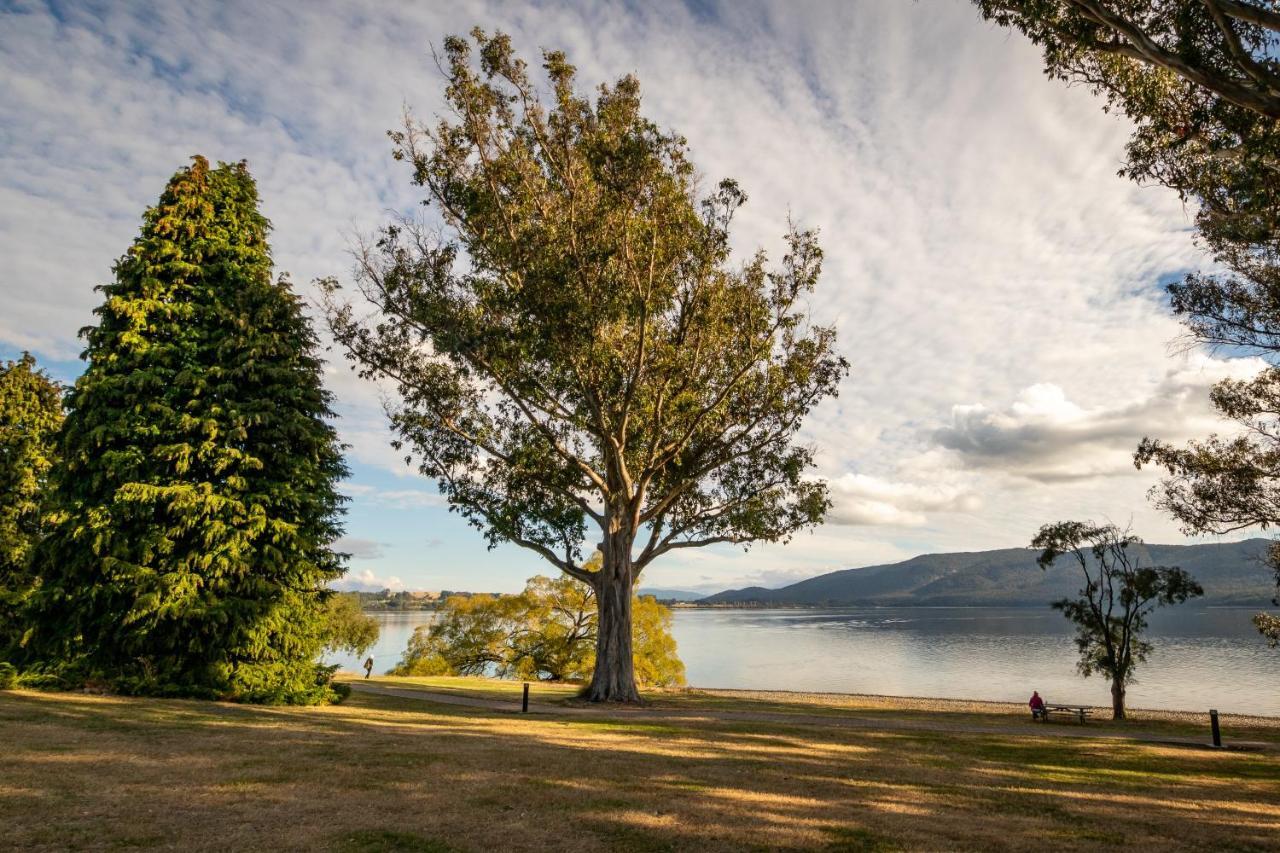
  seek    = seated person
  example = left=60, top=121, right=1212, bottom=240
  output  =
left=1029, top=690, right=1046, bottom=720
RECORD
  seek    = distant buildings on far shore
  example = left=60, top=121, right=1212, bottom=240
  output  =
left=346, top=588, right=507, bottom=611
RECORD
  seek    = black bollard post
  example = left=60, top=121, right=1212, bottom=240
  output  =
left=1210, top=709, right=1221, bottom=748
left=522, top=682, right=530, bottom=714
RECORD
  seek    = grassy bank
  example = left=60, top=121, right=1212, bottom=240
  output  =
left=3, top=677, right=1278, bottom=851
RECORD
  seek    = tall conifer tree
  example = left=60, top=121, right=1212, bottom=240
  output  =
left=24, top=157, right=348, bottom=703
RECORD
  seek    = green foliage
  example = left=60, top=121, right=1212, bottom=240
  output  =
left=1135, top=376, right=1280, bottom=643
left=508, top=574, right=598, bottom=681
left=1032, top=521, right=1204, bottom=717
left=322, top=592, right=381, bottom=657
left=394, top=568, right=686, bottom=687
left=397, top=593, right=518, bottom=678
left=21, top=156, right=349, bottom=704
left=630, top=594, right=683, bottom=689
left=348, top=589, right=440, bottom=611
left=0, top=353, right=63, bottom=654
left=1255, top=610, right=1280, bottom=645
left=0, top=661, right=16, bottom=690
left=325, top=29, right=844, bottom=700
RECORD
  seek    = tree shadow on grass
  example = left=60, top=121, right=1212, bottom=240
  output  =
left=1, top=689, right=1278, bottom=852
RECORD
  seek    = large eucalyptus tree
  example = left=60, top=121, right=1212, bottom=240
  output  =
left=324, top=30, right=847, bottom=701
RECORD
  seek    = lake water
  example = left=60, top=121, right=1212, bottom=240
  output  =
left=326, top=606, right=1280, bottom=715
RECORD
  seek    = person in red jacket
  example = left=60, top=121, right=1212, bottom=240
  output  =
left=1029, top=690, right=1046, bottom=720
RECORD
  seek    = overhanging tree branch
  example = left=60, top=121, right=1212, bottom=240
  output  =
left=1066, top=0, right=1280, bottom=116
left=1211, top=0, right=1280, bottom=32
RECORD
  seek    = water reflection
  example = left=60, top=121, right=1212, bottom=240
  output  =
left=326, top=610, right=435, bottom=675
left=323, top=606, right=1280, bottom=714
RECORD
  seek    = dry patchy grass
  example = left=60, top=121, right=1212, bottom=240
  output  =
left=362, top=674, right=585, bottom=703
left=2, top=681, right=1278, bottom=852
left=360, top=676, right=1280, bottom=744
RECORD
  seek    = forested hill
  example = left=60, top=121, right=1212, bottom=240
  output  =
left=699, top=539, right=1277, bottom=607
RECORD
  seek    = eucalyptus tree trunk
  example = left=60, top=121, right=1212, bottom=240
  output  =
left=585, top=524, right=640, bottom=702
left=1110, top=679, right=1126, bottom=721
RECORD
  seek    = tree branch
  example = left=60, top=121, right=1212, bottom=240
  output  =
left=1068, top=0, right=1280, bottom=117
left=1201, top=0, right=1280, bottom=93
left=1210, top=0, right=1280, bottom=32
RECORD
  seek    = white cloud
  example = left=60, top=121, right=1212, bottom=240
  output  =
left=339, top=483, right=447, bottom=509
left=331, top=568, right=405, bottom=593
left=934, top=354, right=1265, bottom=482
left=826, top=473, right=981, bottom=526
left=725, top=567, right=827, bottom=590
left=369, top=489, right=450, bottom=510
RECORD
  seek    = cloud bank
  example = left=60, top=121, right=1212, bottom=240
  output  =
left=935, top=356, right=1264, bottom=482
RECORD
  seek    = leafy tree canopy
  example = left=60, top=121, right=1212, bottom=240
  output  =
left=325, top=30, right=845, bottom=701
left=23, top=156, right=349, bottom=704
left=322, top=592, right=381, bottom=658
left=1257, top=610, right=1280, bottom=643
left=1032, top=521, right=1203, bottom=718
left=394, top=562, right=686, bottom=688
left=0, top=353, right=63, bottom=653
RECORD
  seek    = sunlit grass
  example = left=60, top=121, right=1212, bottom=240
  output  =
left=362, top=674, right=587, bottom=702
left=358, top=675, right=1280, bottom=746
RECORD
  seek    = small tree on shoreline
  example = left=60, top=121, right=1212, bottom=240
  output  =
left=324, top=30, right=846, bottom=702
left=321, top=593, right=381, bottom=660
left=1032, top=521, right=1203, bottom=719
left=394, top=568, right=685, bottom=687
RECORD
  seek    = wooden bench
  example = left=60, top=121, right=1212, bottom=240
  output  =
left=1032, top=704, right=1092, bottom=724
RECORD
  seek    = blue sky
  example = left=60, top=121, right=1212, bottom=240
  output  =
left=1, top=0, right=1262, bottom=594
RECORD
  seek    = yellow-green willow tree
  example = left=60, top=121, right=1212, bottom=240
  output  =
left=394, top=569, right=685, bottom=688
left=325, top=31, right=847, bottom=702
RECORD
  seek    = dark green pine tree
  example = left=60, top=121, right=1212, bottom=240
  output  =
left=24, top=156, right=349, bottom=703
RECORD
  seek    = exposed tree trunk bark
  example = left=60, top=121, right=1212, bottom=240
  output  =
left=584, top=527, right=639, bottom=702
left=1111, top=678, right=1126, bottom=720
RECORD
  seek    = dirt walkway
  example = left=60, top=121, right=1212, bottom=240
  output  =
left=346, top=681, right=1269, bottom=751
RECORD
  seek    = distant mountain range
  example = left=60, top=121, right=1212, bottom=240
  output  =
left=697, top=538, right=1277, bottom=607
left=638, top=588, right=707, bottom=602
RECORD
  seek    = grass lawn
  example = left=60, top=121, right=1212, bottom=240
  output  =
left=361, top=674, right=586, bottom=702
left=3, top=678, right=1278, bottom=852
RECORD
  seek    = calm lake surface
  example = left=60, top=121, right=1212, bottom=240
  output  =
left=326, top=606, right=1280, bottom=715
